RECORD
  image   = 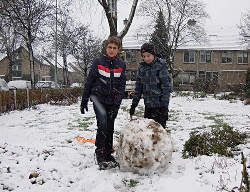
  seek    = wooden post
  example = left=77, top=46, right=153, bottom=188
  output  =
left=26, top=89, right=30, bottom=109
left=14, top=90, right=17, bottom=110
left=0, top=93, right=2, bottom=114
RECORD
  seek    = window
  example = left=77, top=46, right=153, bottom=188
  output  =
left=199, top=71, right=218, bottom=81
left=177, top=71, right=196, bottom=84
left=126, top=50, right=137, bottom=62
left=200, top=51, right=211, bottom=63
left=12, top=65, right=22, bottom=71
left=12, top=71, right=22, bottom=77
left=222, top=52, right=232, bottom=63
left=14, top=53, right=21, bottom=60
left=184, top=52, right=195, bottom=63
left=237, top=52, right=248, bottom=64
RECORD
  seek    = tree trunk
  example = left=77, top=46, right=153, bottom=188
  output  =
left=99, top=0, right=139, bottom=40
left=27, top=42, right=35, bottom=89
left=63, top=54, right=69, bottom=87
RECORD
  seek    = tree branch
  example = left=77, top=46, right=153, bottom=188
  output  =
left=118, top=0, right=139, bottom=40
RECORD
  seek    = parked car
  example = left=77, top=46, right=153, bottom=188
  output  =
left=36, top=81, right=56, bottom=88
left=0, top=78, right=9, bottom=91
left=7, top=80, right=31, bottom=90
left=70, top=83, right=82, bottom=88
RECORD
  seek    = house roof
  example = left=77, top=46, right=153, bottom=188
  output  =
left=178, top=25, right=249, bottom=51
left=122, top=30, right=150, bottom=50
left=122, top=25, right=249, bottom=51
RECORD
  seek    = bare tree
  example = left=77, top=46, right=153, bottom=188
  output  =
left=0, top=16, right=23, bottom=82
left=97, top=0, right=139, bottom=40
left=47, top=5, right=94, bottom=87
left=71, top=29, right=102, bottom=83
left=238, top=10, right=250, bottom=47
left=139, top=0, right=209, bottom=74
left=1, top=0, right=53, bottom=88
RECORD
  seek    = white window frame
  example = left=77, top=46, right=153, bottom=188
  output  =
left=237, top=52, right=248, bottom=64
left=184, top=51, right=195, bottom=63
left=222, top=52, right=232, bottom=64
left=200, top=51, right=211, bottom=63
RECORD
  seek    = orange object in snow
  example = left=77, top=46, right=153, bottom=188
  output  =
left=76, top=137, right=96, bottom=144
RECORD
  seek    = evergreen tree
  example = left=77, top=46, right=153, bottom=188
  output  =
left=150, top=9, right=169, bottom=59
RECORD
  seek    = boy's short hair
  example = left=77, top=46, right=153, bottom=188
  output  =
left=106, top=36, right=121, bottom=49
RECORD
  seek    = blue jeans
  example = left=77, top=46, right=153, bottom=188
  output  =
left=93, top=102, right=116, bottom=152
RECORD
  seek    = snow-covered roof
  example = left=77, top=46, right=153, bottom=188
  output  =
left=122, top=25, right=249, bottom=51
left=122, top=32, right=150, bottom=50
left=178, top=25, right=249, bottom=51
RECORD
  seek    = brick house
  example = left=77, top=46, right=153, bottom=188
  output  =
left=0, top=46, right=78, bottom=85
left=0, top=46, right=51, bottom=82
left=122, top=26, right=250, bottom=92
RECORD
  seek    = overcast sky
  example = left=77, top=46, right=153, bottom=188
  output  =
left=71, top=0, right=250, bottom=39
left=203, top=0, right=250, bottom=26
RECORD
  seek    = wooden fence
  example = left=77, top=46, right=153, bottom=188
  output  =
left=0, top=88, right=83, bottom=114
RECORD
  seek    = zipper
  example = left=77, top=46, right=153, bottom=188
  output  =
left=110, top=60, right=114, bottom=94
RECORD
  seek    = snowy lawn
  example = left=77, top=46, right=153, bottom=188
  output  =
left=0, top=94, right=250, bottom=192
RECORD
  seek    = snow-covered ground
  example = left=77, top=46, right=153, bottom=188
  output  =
left=0, top=94, right=250, bottom=192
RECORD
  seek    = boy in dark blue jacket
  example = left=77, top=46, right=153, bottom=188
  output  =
left=80, top=36, right=126, bottom=169
left=129, top=42, right=171, bottom=128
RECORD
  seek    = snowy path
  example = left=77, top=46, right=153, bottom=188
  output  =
left=0, top=96, right=250, bottom=191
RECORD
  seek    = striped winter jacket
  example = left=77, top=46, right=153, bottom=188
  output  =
left=132, top=57, right=172, bottom=108
left=82, top=55, right=126, bottom=105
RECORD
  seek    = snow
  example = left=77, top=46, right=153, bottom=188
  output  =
left=178, top=25, right=248, bottom=51
left=0, top=95, right=250, bottom=191
left=117, top=118, right=173, bottom=174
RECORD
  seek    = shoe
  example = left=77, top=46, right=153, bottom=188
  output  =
left=107, top=154, right=116, bottom=162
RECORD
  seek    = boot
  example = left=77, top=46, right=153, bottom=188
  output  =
left=95, top=147, right=108, bottom=166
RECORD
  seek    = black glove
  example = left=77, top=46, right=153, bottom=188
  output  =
left=129, top=104, right=137, bottom=116
left=80, top=99, right=88, bottom=114
left=109, top=103, right=120, bottom=119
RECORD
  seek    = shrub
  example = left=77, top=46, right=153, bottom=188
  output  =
left=182, top=124, right=248, bottom=158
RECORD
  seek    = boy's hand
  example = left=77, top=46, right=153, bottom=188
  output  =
left=80, top=100, right=88, bottom=114
left=129, top=104, right=136, bottom=116
left=109, top=103, right=120, bottom=119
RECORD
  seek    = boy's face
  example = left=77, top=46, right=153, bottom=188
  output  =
left=142, top=52, right=155, bottom=64
left=106, top=43, right=120, bottom=58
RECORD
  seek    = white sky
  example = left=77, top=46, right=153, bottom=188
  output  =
left=72, top=0, right=250, bottom=40
left=203, top=0, right=250, bottom=26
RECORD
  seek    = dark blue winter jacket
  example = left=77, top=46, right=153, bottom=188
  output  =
left=132, top=57, right=171, bottom=108
left=82, top=55, right=126, bottom=105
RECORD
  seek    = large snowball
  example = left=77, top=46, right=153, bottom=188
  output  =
left=117, top=118, right=173, bottom=174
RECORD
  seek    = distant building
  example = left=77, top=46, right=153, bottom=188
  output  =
left=0, top=46, right=51, bottom=82
left=0, top=46, right=77, bottom=86
left=122, top=26, right=250, bottom=91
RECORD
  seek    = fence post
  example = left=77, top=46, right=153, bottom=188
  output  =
left=0, top=93, right=2, bottom=114
left=14, top=90, right=17, bottom=110
left=27, top=88, right=30, bottom=109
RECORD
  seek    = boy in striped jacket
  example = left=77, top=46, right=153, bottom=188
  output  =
left=81, top=36, right=126, bottom=169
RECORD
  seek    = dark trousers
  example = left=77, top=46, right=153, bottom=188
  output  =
left=144, top=107, right=168, bottom=128
left=93, top=102, right=117, bottom=152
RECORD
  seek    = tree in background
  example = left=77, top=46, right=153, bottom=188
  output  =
left=71, top=29, right=102, bottom=84
left=239, top=10, right=250, bottom=100
left=139, top=0, right=208, bottom=76
left=1, top=0, right=53, bottom=88
left=0, top=16, right=23, bottom=82
left=150, top=9, right=169, bottom=59
left=83, top=0, right=139, bottom=41
left=245, top=69, right=250, bottom=99
left=239, top=10, right=250, bottom=47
